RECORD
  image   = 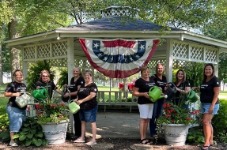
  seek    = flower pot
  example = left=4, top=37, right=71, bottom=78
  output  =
left=41, top=120, right=68, bottom=144
left=163, top=124, right=189, bottom=146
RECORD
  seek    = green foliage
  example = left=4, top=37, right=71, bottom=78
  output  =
left=14, top=117, right=47, bottom=147
left=213, top=100, right=227, bottom=143
left=0, top=99, right=10, bottom=142
left=57, top=69, right=68, bottom=88
left=187, top=126, right=204, bottom=144
left=26, top=61, right=54, bottom=91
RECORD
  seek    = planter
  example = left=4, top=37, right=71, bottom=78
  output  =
left=163, top=124, right=189, bottom=146
left=41, top=120, right=69, bottom=144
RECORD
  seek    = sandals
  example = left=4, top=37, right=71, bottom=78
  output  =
left=201, top=145, right=210, bottom=150
left=140, top=139, right=150, bottom=144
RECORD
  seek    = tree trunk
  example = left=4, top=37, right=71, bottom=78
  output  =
left=0, top=44, right=3, bottom=84
left=8, top=18, right=20, bottom=72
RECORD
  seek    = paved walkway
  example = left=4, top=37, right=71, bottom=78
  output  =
left=92, top=112, right=140, bottom=139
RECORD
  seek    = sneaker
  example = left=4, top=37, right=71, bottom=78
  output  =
left=73, top=137, right=85, bottom=143
left=86, top=140, right=97, bottom=146
left=9, top=141, right=18, bottom=147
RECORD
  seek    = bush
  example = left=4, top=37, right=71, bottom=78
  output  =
left=213, top=99, right=227, bottom=143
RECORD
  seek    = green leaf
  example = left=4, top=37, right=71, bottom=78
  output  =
left=19, top=134, right=26, bottom=141
left=34, top=139, right=43, bottom=147
left=25, top=140, right=32, bottom=146
left=35, top=132, right=44, bottom=138
left=27, top=133, right=33, bottom=139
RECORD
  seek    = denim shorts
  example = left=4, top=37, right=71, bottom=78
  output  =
left=80, top=105, right=98, bottom=122
left=200, top=103, right=219, bottom=115
left=6, top=105, right=26, bottom=132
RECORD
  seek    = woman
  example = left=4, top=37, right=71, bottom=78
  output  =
left=63, top=67, right=85, bottom=138
left=73, top=70, right=98, bottom=146
left=4, top=70, right=27, bottom=147
left=133, top=66, right=156, bottom=144
left=200, top=63, right=220, bottom=150
left=149, top=63, right=167, bottom=138
left=35, top=70, right=61, bottom=99
left=173, top=69, right=191, bottom=105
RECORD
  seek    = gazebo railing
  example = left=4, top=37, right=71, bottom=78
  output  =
left=97, top=91, right=137, bottom=112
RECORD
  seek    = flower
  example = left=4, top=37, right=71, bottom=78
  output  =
left=157, top=102, right=200, bottom=125
left=35, top=101, right=69, bottom=125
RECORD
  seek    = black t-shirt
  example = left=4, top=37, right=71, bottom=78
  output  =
left=134, top=77, right=156, bottom=104
left=68, top=76, right=85, bottom=99
left=78, top=83, right=98, bottom=110
left=151, top=74, right=167, bottom=92
left=35, top=80, right=57, bottom=99
left=200, top=76, right=220, bottom=103
left=173, top=80, right=191, bottom=104
left=5, top=81, right=27, bottom=110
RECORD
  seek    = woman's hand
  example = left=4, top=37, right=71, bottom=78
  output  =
left=14, top=92, right=21, bottom=97
left=208, top=105, right=214, bottom=114
left=76, top=100, right=83, bottom=105
left=143, top=92, right=150, bottom=99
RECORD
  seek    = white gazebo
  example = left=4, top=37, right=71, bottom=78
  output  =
left=5, top=6, right=227, bottom=132
left=6, top=6, right=227, bottom=83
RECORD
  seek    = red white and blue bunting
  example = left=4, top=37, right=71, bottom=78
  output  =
left=79, top=38, right=159, bottom=78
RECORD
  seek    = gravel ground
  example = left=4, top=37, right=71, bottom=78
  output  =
left=0, top=138, right=225, bottom=150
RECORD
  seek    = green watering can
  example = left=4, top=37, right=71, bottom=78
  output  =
left=187, top=90, right=199, bottom=103
left=148, top=86, right=166, bottom=102
left=32, top=88, right=48, bottom=100
left=68, top=101, right=80, bottom=114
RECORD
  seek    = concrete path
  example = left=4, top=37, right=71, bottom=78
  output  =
left=93, top=112, right=140, bottom=139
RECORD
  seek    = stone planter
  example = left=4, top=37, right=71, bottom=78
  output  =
left=41, top=120, right=69, bottom=144
left=163, top=124, right=189, bottom=146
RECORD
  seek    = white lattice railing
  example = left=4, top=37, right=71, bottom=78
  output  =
left=23, top=40, right=68, bottom=62
left=172, top=40, right=218, bottom=63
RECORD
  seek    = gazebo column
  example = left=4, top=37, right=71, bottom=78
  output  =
left=66, top=37, right=75, bottom=134
left=22, top=47, right=28, bottom=85
left=166, top=39, right=173, bottom=82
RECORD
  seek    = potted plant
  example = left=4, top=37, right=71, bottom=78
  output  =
left=157, top=101, right=200, bottom=146
left=34, top=98, right=69, bottom=145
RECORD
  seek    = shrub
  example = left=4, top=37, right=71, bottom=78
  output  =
left=213, top=99, right=227, bottom=143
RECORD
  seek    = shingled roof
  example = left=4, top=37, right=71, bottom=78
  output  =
left=66, top=16, right=181, bottom=31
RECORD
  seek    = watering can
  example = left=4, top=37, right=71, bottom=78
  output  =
left=187, top=90, right=199, bottom=103
left=148, top=86, right=167, bottom=102
left=68, top=101, right=80, bottom=114
left=32, top=88, right=48, bottom=100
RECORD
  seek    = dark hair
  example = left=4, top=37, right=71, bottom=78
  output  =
left=175, top=69, right=186, bottom=83
left=203, top=63, right=215, bottom=81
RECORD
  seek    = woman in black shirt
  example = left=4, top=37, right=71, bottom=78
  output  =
left=173, top=69, right=191, bottom=106
left=133, top=66, right=156, bottom=144
left=200, top=63, right=220, bottom=150
left=149, top=63, right=167, bottom=137
left=4, top=70, right=27, bottom=147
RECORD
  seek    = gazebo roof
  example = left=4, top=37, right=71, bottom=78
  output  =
left=66, top=16, right=181, bottom=31
left=5, top=16, right=227, bottom=51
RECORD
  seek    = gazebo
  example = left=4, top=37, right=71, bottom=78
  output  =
left=5, top=6, right=227, bottom=133
left=6, top=6, right=227, bottom=82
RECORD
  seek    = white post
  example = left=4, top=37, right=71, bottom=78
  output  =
left=67, top=38, right=75, bottom=134
left=166, top=39, right=173, bottom=82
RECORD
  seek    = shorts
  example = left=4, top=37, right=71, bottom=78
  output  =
left=138, top=104, right=154, bottom=119
left=200, top=103, right=219, bottom=115
left=80, top=105, right=98, bottom=122
left=6, top=105, right=26, bottom=132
